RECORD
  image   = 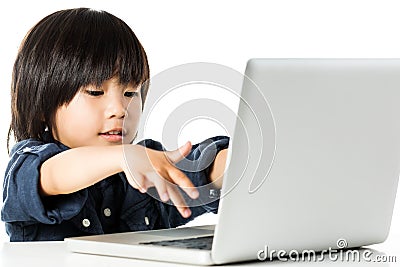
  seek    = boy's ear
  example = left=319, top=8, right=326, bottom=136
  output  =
left=40, top=113, right=46, bottom=122
left=40, top=114, right=49, bottom=132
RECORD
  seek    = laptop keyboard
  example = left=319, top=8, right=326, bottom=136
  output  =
left=140, top=235, right=213, bottom=250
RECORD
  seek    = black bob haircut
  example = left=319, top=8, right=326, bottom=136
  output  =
left=8, top=8, right=149, bottom=150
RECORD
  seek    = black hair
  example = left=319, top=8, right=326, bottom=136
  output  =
left=8, top=8, right=149, bottom=151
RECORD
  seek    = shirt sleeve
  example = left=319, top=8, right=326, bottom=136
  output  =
left=1, top=139, right=88, bottom=224
left=136, top=136, right=230, bottom=228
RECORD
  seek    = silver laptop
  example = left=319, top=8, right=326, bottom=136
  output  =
left=66, top=59, right=400, bottom=265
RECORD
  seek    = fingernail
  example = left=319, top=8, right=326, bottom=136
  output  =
left=191, top=190, right=199, bottom=199
left=161, top=192, right=169, bottom=202
left=184, top=209, right=191, bottom=218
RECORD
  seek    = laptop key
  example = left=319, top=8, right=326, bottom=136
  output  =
left=140, top=235, right=214, bottom=250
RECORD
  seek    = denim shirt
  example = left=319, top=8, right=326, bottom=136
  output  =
left=1, top=134, right=229, bottom=241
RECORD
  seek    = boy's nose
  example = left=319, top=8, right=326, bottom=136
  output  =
left=105, top=96, right=126, bottom=119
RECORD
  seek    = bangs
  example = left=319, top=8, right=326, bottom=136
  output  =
left=58, top=9, right=149, bottom=89
left=22, top=8, right=150, bottom=105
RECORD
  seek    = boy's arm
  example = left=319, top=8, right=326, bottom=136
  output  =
left=40, top=143, right=199, bottom=218
left=40, top=145, right=124, bottom=196
left=208, top=148, right=228, bottom=189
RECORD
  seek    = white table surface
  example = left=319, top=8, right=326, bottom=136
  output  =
left=1, top=234, right=399, bottom=267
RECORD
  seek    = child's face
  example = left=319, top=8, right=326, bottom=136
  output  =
left=52, top=77, right=142, bottom=148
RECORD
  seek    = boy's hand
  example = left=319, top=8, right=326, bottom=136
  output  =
left=208, top=148, right=228, bottom=189
left=122, top=142, right=198, bottom=218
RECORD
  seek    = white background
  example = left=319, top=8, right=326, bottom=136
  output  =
left=0, top=0, right=399, bottom=242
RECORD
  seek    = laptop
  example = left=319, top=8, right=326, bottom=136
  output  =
left=66, top=59, right=400, bottom=265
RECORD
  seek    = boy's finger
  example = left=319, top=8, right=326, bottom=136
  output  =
left=167, top=168, right=199, bottom=199
left=147, top=172, right=169, bottom=202
left=167, top=185, right=192, bottom=218
left=126, top=171, right=147, bottom=193
left=165, top=141, right=192, bottom=164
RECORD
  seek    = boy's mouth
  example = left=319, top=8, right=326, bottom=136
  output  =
left=102, top=130, right=122, bottom=135
left=99, top=129, right=124, bottom=142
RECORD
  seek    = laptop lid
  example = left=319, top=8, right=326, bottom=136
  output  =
left=212, top=58, right=400, bottom=264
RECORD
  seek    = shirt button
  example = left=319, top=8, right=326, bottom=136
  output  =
left=82, top=218, right=91, bottom=227
left=144, top=216, right=150, bottom=226
left=22, top=147, right=32, bottom=153
left=103, top=208, right=112, bottom=217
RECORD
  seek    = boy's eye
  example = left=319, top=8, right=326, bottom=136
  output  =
left=124, top=91, right=139, bottom=98
left=85, top=90, right=104, bottom=96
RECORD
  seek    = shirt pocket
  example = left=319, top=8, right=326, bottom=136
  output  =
left=120, top=200, right=159, bottom=231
